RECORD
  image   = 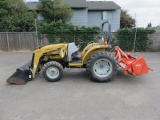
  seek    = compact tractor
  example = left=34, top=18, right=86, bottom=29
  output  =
left=6, top=21, right=152, bottom=85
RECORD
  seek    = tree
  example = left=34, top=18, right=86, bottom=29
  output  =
left=38, top=0, right=73, bottom=23
left=4, top=11, right=37, bottom=32
left=0, top=0, right=28, bottom=22
left=0, top=0, right=37, bottom=32
left=120, top=9, right=136, bottom=28
left=147, top=22, right=152, bottom=28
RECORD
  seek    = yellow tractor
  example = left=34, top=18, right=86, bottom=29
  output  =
left=6, top=21, right=151, bottom=85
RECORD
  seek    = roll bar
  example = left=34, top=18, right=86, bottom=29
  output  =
left=101, top=20, right=111, bottom=43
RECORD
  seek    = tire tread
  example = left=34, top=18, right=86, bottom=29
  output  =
left=42, top=61, right=63, bottom=82
left=86, top=52, right=117, bottom=82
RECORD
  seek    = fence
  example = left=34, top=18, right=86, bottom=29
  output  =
left=111, top=32, right=160, bottom=52
left=0, top=32, right=97, bottom=51
left=0, top=32, right=160, bottom=51
left=0, top=32, right=48, bottom=51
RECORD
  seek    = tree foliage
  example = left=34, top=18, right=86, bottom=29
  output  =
left=0, top=0, right=37, bottom=32
left=4, top=11, right=37, bottom=32
left=120, top=9, right=136, bottom=28
left=38, top=0, right=73, bottom=23
left=147, top=22, right=152, bottom=28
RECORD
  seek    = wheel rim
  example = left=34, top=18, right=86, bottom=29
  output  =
left=93, top=59, right=113, bottom=78
left=46, top=66, right=60, bottom=79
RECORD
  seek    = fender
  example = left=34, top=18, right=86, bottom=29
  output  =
left=82, top=44, right=110, bottom=64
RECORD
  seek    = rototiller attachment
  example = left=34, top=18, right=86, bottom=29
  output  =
left=114, top=46, right=152, bottom=75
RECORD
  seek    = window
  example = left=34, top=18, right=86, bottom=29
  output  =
left=37, top=13, right=44, bottom=21
left=102, top=11, right=113, bottom=20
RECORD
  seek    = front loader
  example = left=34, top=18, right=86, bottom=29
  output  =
left=6, top=21, right=152, bottom=85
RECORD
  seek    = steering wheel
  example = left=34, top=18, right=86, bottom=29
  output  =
left=77, top=39, right=84, bottom=45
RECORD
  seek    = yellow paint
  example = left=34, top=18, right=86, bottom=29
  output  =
left=81, top=43, right=109, bottom=64
left=81, top=43, right=99, bottom=58
left=69, top=62, right=83, bottom=67
left=69, top=43, right=109, bottom=67
left=32, top=44, right=67, bottom=78
left=31, top=42, right=109, bottom=78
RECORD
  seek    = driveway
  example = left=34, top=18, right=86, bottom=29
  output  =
left=0, top=52, right=160, bottom=120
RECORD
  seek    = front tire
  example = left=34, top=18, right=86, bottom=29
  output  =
left=86, top=52, right=117, bottom=82
left=42, top=61, right=63, bottom=82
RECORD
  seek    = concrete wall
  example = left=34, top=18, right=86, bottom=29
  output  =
left=148, top=33, right=160, bottom=51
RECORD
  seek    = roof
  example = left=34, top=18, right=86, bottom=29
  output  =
left=26, top=0, right=121, bottom=10
left=87, top=1, right=121, bottom=10
left=26, top=0, right=87, bottom=10
left=62, top=0, right=87, bottom=8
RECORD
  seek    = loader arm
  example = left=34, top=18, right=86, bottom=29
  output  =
left=31, top=44, right=67, bottom=78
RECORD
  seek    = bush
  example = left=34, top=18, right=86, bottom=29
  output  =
left=115, top=28, right=155, bottom=52
left=38, top=21, right=100, bottom=50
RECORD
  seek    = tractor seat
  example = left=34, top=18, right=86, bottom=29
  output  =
left=71, top=52, right=82, bottom=61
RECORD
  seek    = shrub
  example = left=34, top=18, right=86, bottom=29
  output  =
left=115, top=28, right=155, bottom=51
left=38, top=21, right=100, bottom=50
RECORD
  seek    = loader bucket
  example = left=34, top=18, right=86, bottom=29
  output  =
left=6, top=61, right=32, bottom=85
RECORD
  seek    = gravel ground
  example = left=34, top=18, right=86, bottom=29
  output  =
left=0, top=52, right=160, bottom=120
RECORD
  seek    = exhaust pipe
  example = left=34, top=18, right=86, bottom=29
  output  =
left=6, top=61, right=32, bottom=85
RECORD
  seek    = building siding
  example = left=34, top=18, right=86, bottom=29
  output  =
left=88, top=9, right=120, bottom=31
left=111, top=9, right=121, bottom=31
left=26, top=2, right=121, bottom=30
left=69, top=8, right=88, bottom=26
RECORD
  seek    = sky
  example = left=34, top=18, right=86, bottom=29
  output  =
left=26, top=0, right=160, bottom=27
left=87, top=0, right=160, bottom=27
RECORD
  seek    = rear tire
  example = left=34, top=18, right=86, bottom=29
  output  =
left=42, top=61, right=63, bottom=82
left=86, top=52, right=117, bottom=82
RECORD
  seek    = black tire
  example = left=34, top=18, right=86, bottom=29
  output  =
left=86, top=52, right=117, bottom=82
left=42, top=61, right=63, bottom=82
